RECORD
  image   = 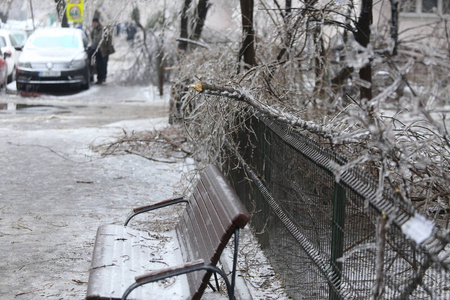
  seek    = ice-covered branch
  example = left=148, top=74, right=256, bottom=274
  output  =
left=190, top=81, right=342, bottom=141
left=176, top=38, right=210, bottom=49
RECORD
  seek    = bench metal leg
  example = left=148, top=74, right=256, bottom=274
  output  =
left=121, top=263, right=234, bottom=300
left=231, top=228, right=240, bottom=295
left=212, top=272, right=220, bottom=292
left=206, top=228, right=240, bottom=298
left=207, top=280, right=217, bottom=292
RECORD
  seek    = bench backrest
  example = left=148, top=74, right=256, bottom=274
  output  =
left=175, top=165, right=250, bottom=299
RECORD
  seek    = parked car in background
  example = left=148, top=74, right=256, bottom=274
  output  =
left=0, top=29, right=21, bottom=83
left=0, top=49, right=9, bottom=89
left=16, top=27, right=91, bottom=92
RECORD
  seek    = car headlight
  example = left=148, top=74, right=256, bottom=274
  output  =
left=70, top=59, right=85, bottom=69
left=18, top=61, right=32, bottom=68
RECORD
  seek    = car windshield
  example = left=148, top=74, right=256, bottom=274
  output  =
left=30, top=34, right=80, bottom=49
left=0, top=37, right=6, bottom=47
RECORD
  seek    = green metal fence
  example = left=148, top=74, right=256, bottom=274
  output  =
left=222, top=114, right=450, bottom=299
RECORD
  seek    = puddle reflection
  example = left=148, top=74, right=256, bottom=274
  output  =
left=0, top=103, right=86, bottom=115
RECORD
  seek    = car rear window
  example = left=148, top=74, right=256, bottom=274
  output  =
left=31, top=34, right=80, bottom=49
left=12, top=33, right=26, bottom=46
left=9, top=34, right=18, bottom=47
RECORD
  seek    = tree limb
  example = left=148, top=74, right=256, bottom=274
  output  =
left=190, top=81, right=348, bottom=142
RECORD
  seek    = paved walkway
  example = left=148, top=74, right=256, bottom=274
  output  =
left=0, top=106, right=190, bottom=298
left=0, top=89, right=288, bottom=299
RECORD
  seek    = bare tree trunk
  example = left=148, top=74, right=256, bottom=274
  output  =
left=239, top=0, right=257, bottom=70
left=178, top=0, right=191, bottom=51
left=285, top=0, right=292, bottom=16
left=192, top=0, right=210, bottom=41
left=0, top=0, right=14, bottom=23
left=276, top=0, right=292, bottom=61
left=331, top=0, right=373, bottom=97
left=354, top=0, right=373, bottom=100
left=132, top=7, right=147, bottom=49
left=158, top=4, right=167, bottom=96
left=132, top=6, right=165, bottom=95
left=55, top=0, right=69, bottom=27
left=313, top=22, right=326, bottom=97
left=390, top=0, right=399, bottom=55
left=157, top=50, right=164, bottom=96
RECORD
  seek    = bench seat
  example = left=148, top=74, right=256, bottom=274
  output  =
left=87, top=225, right=188, bottom=299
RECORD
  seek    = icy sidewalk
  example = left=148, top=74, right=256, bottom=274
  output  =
left=0, top=111, right=288, bottom=299
left=0, top=113, right=185, bottom=298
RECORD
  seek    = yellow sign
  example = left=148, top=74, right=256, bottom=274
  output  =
left=66, top=0, right=84, bottom=23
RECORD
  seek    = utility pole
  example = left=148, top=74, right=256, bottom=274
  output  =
left=29, top=0, right=35, bottom=30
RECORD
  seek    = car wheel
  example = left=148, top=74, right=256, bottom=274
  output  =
left=1, top=69, right=8, bottom=91
left=82, top=69, right=90, bottom=90
left=7, top=66, right=16, bottom=84
left=0, top=78, right=6, bottom=91
left=82, top=81, right=90, bottom=90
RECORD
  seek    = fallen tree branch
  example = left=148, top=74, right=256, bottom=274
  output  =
left=159, top=133, right=192, bottom=155
left=190, top=81, right=349, bottom=142
left=125, top=150, right=179, bottom=163
left=16, top=289, right=46, bottom=296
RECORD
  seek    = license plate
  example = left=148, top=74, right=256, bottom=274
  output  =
left=39, top=71, right=61, bottom=77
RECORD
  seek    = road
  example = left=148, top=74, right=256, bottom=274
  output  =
left=0, top=85, right=189, bottom=299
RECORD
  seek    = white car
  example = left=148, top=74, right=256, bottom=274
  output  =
left=16, top=27, right=91, bottom=91
left=0, top=29, right=21, bottom=83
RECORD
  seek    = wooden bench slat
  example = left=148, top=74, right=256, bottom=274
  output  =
left=180, top=200, right=208, bottom=295
left=194, top=182, right=234, bottom=265
left=191, top=188, right=221, bottom=260
left=202, top=172, right=243, bottom=231
left=196, top=180, right=228, bottom=240
left=186, top=195, right=210, bottom=261
left=202, top=166, right=250, bottom=229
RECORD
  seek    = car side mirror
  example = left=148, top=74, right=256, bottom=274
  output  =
left=4, top=51, right=11, bottom=59
left=15, top=46, right=23, bottom=51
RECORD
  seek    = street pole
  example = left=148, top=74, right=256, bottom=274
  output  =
left=29, top=0, right=35, bottom=30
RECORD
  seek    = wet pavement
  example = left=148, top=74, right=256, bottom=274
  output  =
left=0, top=85, right=188, bottom=299
left=0, top=82, right=290, bottom=300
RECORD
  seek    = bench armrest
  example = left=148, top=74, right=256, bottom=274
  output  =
left=125, top=196, right=188, bottom=226
left=121, top=259, right=234, bottom=300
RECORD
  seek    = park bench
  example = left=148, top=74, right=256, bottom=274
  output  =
left=86, top=165, right=250, bottom=300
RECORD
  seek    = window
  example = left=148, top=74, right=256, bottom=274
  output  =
left=400, top=0, right=449, bottom=15
left=9, top=34, right=18, bottom=47
left=423, top=0, right=437, bottom=13
left=444, top=1, right=450, bottom=14
left=31, top=35, right=80, bottom=49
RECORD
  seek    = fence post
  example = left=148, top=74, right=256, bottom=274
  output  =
left=329, top=182, right=346, bottom=300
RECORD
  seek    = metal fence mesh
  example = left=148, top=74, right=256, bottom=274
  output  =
left=222, top=114, right=450, bottom=299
